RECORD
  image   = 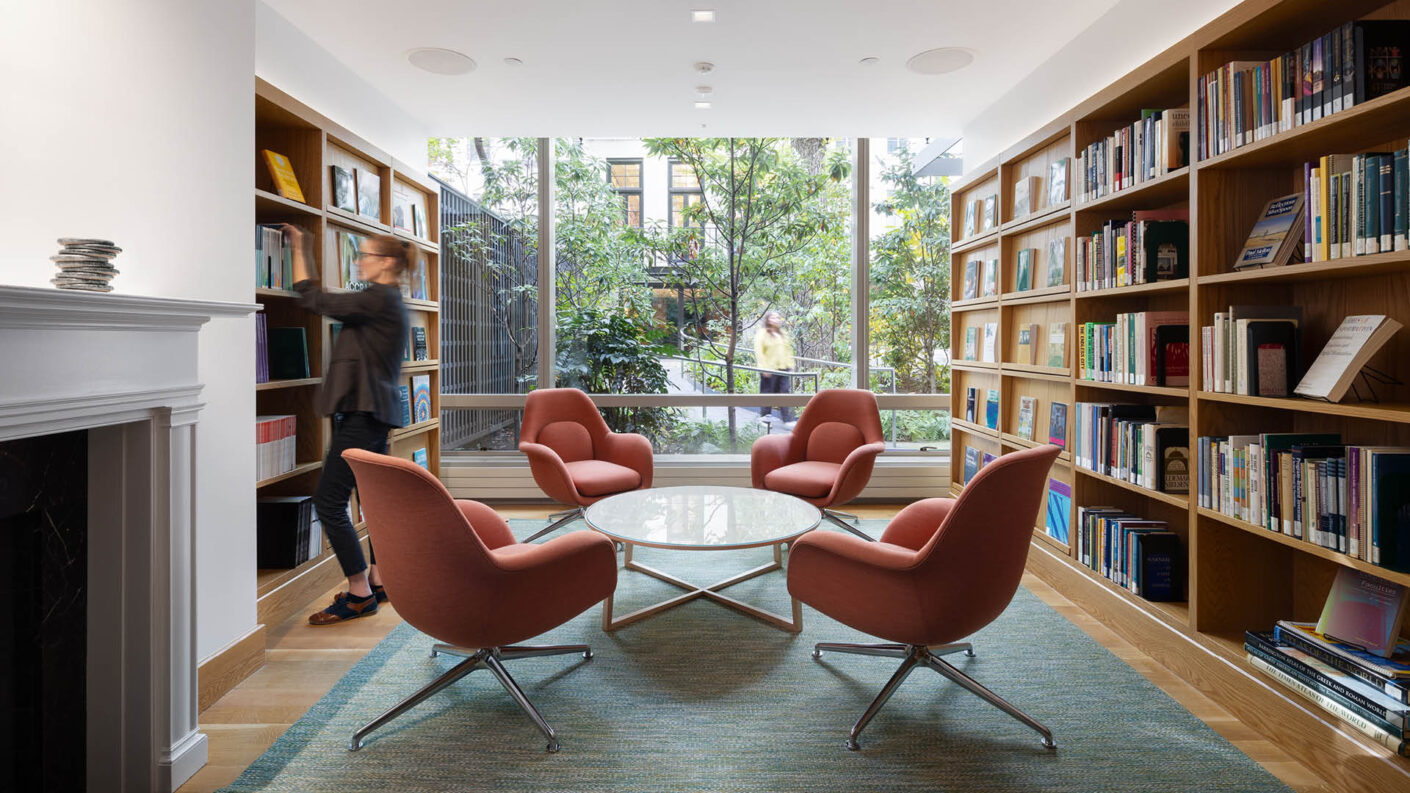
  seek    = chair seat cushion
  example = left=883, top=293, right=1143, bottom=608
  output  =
left=764, top=460, right=840, bottom=499
left=564, top=459, right=641, bottom=497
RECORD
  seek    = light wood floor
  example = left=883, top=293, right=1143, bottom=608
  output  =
left=178, top=504, right=1330, bottom=793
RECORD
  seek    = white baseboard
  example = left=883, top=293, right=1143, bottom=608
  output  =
left=160, top=729, right=208, bottom=792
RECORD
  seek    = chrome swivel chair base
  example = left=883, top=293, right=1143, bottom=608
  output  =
left=348, top=643, right=592, bottom=754
left=822, top=509, right=874, bottom=541
left=812, top=640, right=1056, bottom=752
left=523, top=508, right=584, bottom=543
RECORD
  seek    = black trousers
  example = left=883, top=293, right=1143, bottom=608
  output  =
left=760, top=371, right=793, bottom=422
left=315, top=412, right=390, bottom=577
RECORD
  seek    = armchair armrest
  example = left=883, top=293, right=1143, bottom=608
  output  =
left=877, top=498, right=955, bottom=551
left=518, top=441, right=582, bottom=507
left=455, top=499, right=517, bottom=550
left=491, top=530, right=619, bottom=623
left=787, top=529, right=923, bottom=632
left=750, top=434, right=793, bottom=488
left=825, top=441, right=886, bottom=507
left=599, top=431, right=655, bottom=489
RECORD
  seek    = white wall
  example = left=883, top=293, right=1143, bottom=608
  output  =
left=256, top=1, right=430, bottom=171
left=0, top=0, right=257, bottom=660
left=962, top=0, right=1240, bottom=166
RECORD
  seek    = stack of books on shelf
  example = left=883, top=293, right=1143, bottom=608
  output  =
left=1075, top=211, right=1188, bottom=291
left=1197, top=21, right=1410, bottom=161
left=1078, top=311, right=1188, bottom=386
left=255, top=224, right=294, bottom=290
left=1076, top=505, right=1182, bottom=601
left=1201, top=305, right=1302, bottom=397
left=256, top=414, right=297, bottom=481
left=1073, top=403, right=1189, bottom=494
left=256, top=495, right=322, bottom=568
left=1075, top=108, right=1189, bottom=202
left=1301, top=148, right=1410, bottom=263
left=1196, top=433, right=1410, bottom=569
left=1245, top=567, right=1410, bottom=756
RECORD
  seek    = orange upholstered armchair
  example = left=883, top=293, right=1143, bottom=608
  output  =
left=750, top=388, right=885, bottom=541
left=519, top=387, right=654, bottom=542
left=787, top=444, right=1062, bottom=751
left=342, top=449, right=617, bottom=753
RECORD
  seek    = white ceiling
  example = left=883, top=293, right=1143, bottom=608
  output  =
left=261, top=0, right=1127, bottom=137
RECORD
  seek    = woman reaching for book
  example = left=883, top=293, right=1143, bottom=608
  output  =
left=283, top=225, right=409, bottom=625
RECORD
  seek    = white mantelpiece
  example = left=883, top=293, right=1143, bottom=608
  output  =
left=0, top=285, right=254, bottom=792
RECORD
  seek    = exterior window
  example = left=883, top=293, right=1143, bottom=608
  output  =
left=608, top=159, right=642, bottom=227
left=668, top=160, right=703, bottom=228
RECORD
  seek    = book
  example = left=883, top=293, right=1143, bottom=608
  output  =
left=963, top=327, right=978, bottom=360
left=256, top=496, right=315, bottom=568
left=981, top=195, right=997, bottom=231
left=411, top=326, right=429, bottom=361
left=339, top=231, right=361, bottom=289
left=962, top=259, right=980, bottom=300
left=412, top=448, right=429, bottom=469
left=392, top=195, right=412, bottom=231
left=1247, top=651, right=1410, bottom=756
left=356, top=167, right=381, bottom=219
left=1015, top=248, right=1036, bottom=291
left=981, top=258, right=998, bottom=297
left=412, top=204, right=425, bottom=238
left=331, top=165, right=355, bottom=213
left=963, top=446, right=982, bottom=484
left=1234, top=193, right=1305, bottom=269
left=1371, top=452, right=1410, bottom=572
left=1047, top=322, right=1067, bottom=368
left=398, top=384, right=412, bottom=427
left=1016, top=323, right=1037, bottom=365
left=1016, top=396, right=1037, bottom=440
left=1247, top=630, right=1410, bottom=725
left=964, top=387, right=977, bottom=423
left=984, top=389, right=999, bottom=430
left=1277, top=620, right=1410, bottom=679
left=1154, top=323, right=1190, bottom=387
left=1048, top=402, right=1068, bottom=448
left=1046, top=237, right=1067, bottom=287
left=411, top=374, right=431, bottom=423
left=1317, top=567, right=1410, bottom=658
left=1045, top=479, right=1071, bottom=544
left=255, top=313, right=269, bottom=384
left=1013, top=175, right=1039, bottom=218
left=262, top=149, right=305, bottom=203
left=267, top=327, right=309, bottom=380
left=963, top=199, right=978, bottom=239
left=981, top=323, right=997, bottom=363
left=410, top=253, right=429, bottom=301
left=1048, top=158, right=1068, bottom=206
left=1294, top=315, right=1402, bottom=401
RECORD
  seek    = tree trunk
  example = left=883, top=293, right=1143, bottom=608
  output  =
left=791, top=138, right=826, bottom=175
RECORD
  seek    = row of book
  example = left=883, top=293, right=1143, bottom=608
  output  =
left=256, top=414, right=298, bottom=482
left=1200, top=305, right=1302, bottom=398
left=1197, top=21, right=1410, bottom=161
left=255, top=496, right=322, bottom=568
left=1010, top=159, right=1069, bottom=219
left=1304, top=148, right=1410, bottom=263
left=1072, top=403, right=1189, bottom=494
left=1074, top=212, right=1188, bottom=291
left=1077, top=312, right=1189, bottom=387
left=1196, top=434, right=1410, bottom=571
left=256, top=223, right=295, bottom=290
left=1075, top=108, right=1189, bottom=203
left=959, top=387, right=1069, bottom=448
left=961, top=321, right=1067, bottom=368
left=958, top=239, right=1069, bottom=300
left=256, top=323, right=310, bottom=383
left=1076, top=505, right=1182, bottom=601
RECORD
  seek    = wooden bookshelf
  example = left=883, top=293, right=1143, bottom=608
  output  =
left=948, top=1, right=1410, bottom=788
left=252, top=77, right=442, bottom=632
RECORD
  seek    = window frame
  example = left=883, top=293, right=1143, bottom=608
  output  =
left=667, top=158, right=704, bottom=229
left=606, top=157, right=643, bottom=228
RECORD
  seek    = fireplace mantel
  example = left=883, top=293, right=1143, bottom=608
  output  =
left=0, top=284, right=255, bottom=791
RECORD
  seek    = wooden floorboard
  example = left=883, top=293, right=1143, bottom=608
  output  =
left=177, top=504, right=1332, bottom=793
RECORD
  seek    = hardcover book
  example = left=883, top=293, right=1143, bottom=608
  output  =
left=267, top=327, right=309, bottom=380
left=1295, top=315, right=1402, bottom=401
left=963, top=259, right=980, bottom=300
left=1234, top=193, right=1305, bottom=269
left=982, top=258, right=998, bottom=297
left=1047, top=323, right=1068, bottom=368
left=1317, top=568, right=1410, bottom=658
left=1016, top=248, right=1037, bottom=291
left=1046, top=479, right=1072, bottom=544
left=1048, top=158, right=1069, bottom=206
left=963, top=327, right=978, bottom=360
left=356, top=167, right=381, bottom=219
left=412, top=448, right=429, bottom=469
left=392, top=195, right=412, bottom=231
left=1048, top=402, right=1068, bottom=448
left=1017, top=396, right=1037, bottom=440
left=981, top=323, right=998, bottom=362
left=262, top=149, right=305, bottom=203
left=963, top=199, right=978, bottom=239
left=1013, top=175, right=1039, bottom=218
left=981, top=195, right=998, bottom=231
left=1277, top=620, right=1410, bottom=679
left=398, top=384, right=412, bottom=427
left=984, top=389, right=1000, bottom=430
left=965, top=387, right=977, bottom=423
left=412, top=374, right=432, bottom=423
left=963, top=446, right=982, bottom=484
left=1047, top=237, right=1067, bottom=287
left=411, top=326, right=429, bottom=361
left=331, top=165, right=356, bottom=213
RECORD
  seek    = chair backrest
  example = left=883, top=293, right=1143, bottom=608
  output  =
left=790, top=389, right=884, bottom=463
left=341, top=448, right=508, bottom=644
left=521, top=388, right=610, bottom=462
left=913, top=444, right=1061, bottom=641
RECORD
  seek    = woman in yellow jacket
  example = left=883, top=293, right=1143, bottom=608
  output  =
left=754, top=310, right=796, bottom=425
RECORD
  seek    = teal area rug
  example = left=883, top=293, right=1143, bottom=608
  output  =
left=221, top=519, right=1290, bottom=792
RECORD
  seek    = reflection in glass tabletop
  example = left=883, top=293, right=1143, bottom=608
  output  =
left=584, top=485, right=821, bottom=550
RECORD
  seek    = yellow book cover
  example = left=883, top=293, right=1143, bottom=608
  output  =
left=262, top=149, right=306, bottom=203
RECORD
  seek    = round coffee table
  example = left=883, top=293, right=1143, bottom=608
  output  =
left=584, top=485, right=821, bottom=633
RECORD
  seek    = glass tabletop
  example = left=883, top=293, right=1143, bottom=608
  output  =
left=583, top=485, right=822, bottom=549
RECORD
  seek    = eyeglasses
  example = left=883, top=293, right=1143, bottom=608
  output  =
left=358, top=251, right=395, bottom=260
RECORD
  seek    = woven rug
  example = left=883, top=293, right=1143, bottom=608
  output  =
left=221, top=519, right=1289, bottom=792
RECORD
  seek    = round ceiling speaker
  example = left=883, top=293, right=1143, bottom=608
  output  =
left=407, top=48, right=477, bottom=75
left=905, top=47, right=975, bottom=75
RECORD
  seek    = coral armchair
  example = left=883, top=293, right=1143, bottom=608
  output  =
left=750, top=388, right=885, bottom=541
left=787, top=444, right=1062, bottom=750
left=342, top=449, right=617, bottom=753
left=519, top=388, right=654, bottom=542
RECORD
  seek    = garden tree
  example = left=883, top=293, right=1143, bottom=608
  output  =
left=427, top=137, right=496, bottom=200
left=553, top=138, right=653, bottom=317
left=869, top=146, right=952, bottom=394
left=640, top=137, right=849, bottom=445
left=555, top=308, right=675, bottom=439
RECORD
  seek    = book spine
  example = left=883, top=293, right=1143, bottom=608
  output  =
left=1381, top=154, right=1395, bottom=252
left=1276, top=624, right=1410, bottom=703
left=1247, top=654, right=1410, bottom=755
left=1400, top=148, right=1410, bottom=252
left=1366, top=155, right=1381, bottom=254
left=1247, top=634, right=1407, bottom=725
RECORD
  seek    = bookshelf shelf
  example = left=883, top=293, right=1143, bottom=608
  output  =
left=951, top=296, right=1000, bottom=311
left=403, top=298, right=440, bottom=312
left=392, top=230, right=438, bottom=253
left=1196, top=251, right=1410, bottom=285
left=950, top=418, right=999, bottom=438
left=1033, top=529, right=1071, bottom=555
left=952, top=230, right=1000, bottom=254
left=1074, top=467, right=1190, bottom=508
left=1000, top=433, right=1072, bottom=462
left=1001, top=202, right=1072, bottom=234
left=1067, top=553, right=1192, bottom=628
left=1075, top=167, right=1189, bottom=213
left=390, top=417, right=440, bottom=441
left=254, top=287, right=300, bottom=299
left=1076, top=278, right=1190, bottom=299
left=1197, top=507, right=1410, bottom=588
left=1197, top=390, right=1410, bottom=424
left=951, top=360, right=1000, bottom=373
left=255, top=377, right=322, bottom=391
left=1076, top=380, right=1189, bottom=398
left=326, top=206, right=393, bottom=236
left=400, top=359, right=441, bottom=373
left=255, top=461, right=323, bottom=489
left=1000, top=286, right=1070, bottom=306
left=1002, top=363, right=1071, bottom=381
left=255, top=188, right=320, bottom=218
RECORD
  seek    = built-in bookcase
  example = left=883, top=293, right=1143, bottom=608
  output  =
left=949, top=1, right=1410, bottom=788
left=253, top=78, right=441, bottom=629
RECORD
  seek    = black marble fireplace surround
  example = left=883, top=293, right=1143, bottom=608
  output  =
left=1, top=430, right=87, bottom=792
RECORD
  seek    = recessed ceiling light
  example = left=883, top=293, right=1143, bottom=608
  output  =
left=406, top=47, right=477, bottom=75
left=503, top=57, right=523, bottom=67
left=696, top=85, right=713, bottom=96
left=858, top=57, right=880, bottom=66
left=692, top=10, right=715, bottom=23
left=695, top=101, right=712, bottom=110
left=906, top=47, right=974, bottom=75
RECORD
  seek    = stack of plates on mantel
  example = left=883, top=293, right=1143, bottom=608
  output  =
left=51, top=237, right=121, bottom=292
